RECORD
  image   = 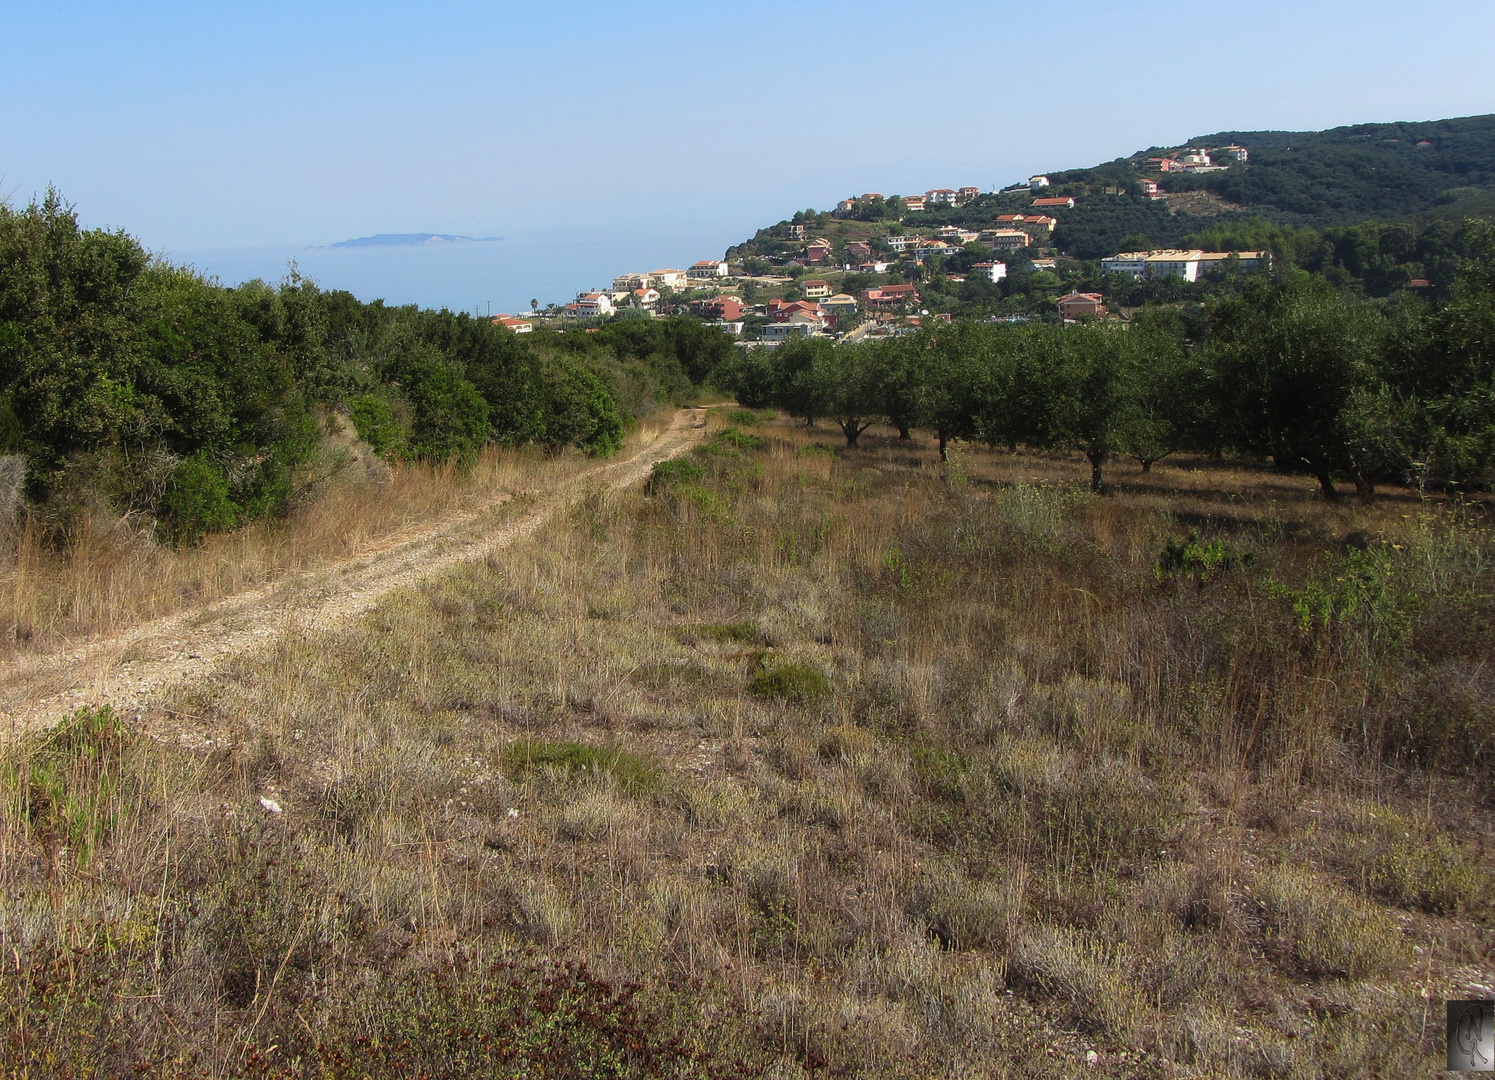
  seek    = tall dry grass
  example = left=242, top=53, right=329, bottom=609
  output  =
left=0, top=414, right=673, bottom=659
left=2, top=413, right=1491, bottom=1077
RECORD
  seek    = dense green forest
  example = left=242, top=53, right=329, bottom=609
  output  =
left=716, top=233, right=1495, bottom=499
left=0, top=193, right=739, bottom=543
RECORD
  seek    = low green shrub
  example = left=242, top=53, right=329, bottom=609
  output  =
left=715, top=427, right=764, bottom=452
left=1157, top=531, right=1253, bottom=582
left=726, top=409, right=762, bottom=427
left=504, top=740, right=659, bottom=793
left=1253, top=864, right=1407, bottom=979
left=749, top=661, right=830, bottom=704
left=645, top=457, right=704, bottom=494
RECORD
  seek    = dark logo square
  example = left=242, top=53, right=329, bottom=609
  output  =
left=1449, top=1000, right=1495, bottom=1072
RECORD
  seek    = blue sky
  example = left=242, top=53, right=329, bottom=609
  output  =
left=4, top=0, right=1494, bottom=255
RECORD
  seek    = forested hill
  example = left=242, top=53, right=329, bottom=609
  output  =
left=1057, top=114, right=1495, bottom=225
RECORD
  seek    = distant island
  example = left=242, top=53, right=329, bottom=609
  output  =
left=328, top=233, right=502, bottom=249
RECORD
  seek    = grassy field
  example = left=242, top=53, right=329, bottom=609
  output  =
left=3, top=410, right=1492, bottom=1077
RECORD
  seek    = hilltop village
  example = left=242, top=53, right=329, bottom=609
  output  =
left=493, top=143, right=1274, bottom=344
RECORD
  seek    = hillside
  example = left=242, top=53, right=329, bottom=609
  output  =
left=731, top=114, right=1495, bottom=264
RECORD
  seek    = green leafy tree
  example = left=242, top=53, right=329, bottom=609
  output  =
left=1208, top=275, right=1387, bottom=500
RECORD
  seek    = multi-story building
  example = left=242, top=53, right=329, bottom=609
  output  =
left=689, top=260, right=730, bottom=278
left=1101, top=249, right=1268, bottom=281
left=650, top=269, right=690, bottom=291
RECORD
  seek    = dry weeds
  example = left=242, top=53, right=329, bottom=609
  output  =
left=2, top=416, right=1492, bottom=1078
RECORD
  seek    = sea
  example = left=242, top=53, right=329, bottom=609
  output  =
left=167, top=224, right=749, bottom=318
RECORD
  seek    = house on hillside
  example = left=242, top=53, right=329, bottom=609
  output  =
left=937, top=225, right=980, bottom=243
left=846, top=240, right=873, bottom=258
left=693, top=295, right=744, bottom=321
left=821, top=293, right=859, bottom=318
left=926, top=188, right=958, bottom=205
left=1056, top=292, right=1105, bottom=320
left=902, top=195, right=927, bottom=212
left=884, top=234, right=918, bottom=252
left=1218, top=144, right=1248, bottom=162
left=801, top=279, right=831, bottom=298
left=651, top=269, right=689, bottom=291
left=689, top=260, right=730, bottom=278
left=981, top=229, right=1032, bottom=251
left=1101, top=249, right=1267, bottom=282
left=805, top=238, right=834, bottom=263
left=1032, top=196, right=1075, bottom=209
left=761, top=320, right=820, bottom=343
left=632, top=287, right=661, bottom=310
left=572, top=291, right=615, bottom=317
left=613, top=272, right=654, bottom=291
left=767, top=298, right=826, bottom=323
left=1138, top=178, right=1161, bottom=199
left=958, top=186, right=983, bottom=203
left=786, top=223, right=806, bottom=240
left=971, top=261, right=1008, bottom=283
left=1030, top=175, right=1051, bottom=189
left=859, top=261, right=890, bottom=273
left=859, top=284, right=920, bottom=309
left=491, top=315, right=533, bottom=333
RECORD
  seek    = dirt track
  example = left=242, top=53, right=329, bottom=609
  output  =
left=0, top=407, right=708, bottom=738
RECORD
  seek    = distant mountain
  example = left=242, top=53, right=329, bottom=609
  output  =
left=328, top=233, right=502, bottom=248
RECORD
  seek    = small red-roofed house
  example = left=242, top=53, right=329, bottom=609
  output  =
left=1056, top=292, right=1105, bottom=320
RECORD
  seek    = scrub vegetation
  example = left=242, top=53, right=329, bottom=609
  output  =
left=4, top=413, right=1491, bottom=1077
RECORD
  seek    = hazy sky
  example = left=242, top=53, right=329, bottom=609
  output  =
left=4, top=0, right=1495, bottom=254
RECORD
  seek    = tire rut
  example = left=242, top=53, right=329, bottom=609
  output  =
left=0, top=407, right=708, bottom=738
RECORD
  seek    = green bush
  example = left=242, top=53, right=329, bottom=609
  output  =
left=403, top=360, right=491, bottom=466
left=348, top=393, right=411, bottom=460
left=749, top=661, right=831, bottom=704
left=726, top=409, right=762, bottom=427
left=158, top=455, right=237, bottom=544
left=539, top=358, right=626, bottom=457
left=645, top=457, right=704, bottom=494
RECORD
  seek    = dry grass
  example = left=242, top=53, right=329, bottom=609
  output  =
left=2, top=415, right=1493, bottom=1077
left=0, top=414, right=671, bottom=659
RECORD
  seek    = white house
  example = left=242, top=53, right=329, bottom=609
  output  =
left=925, top=188, right=958, bottom=205
left=572, top=291, right=615, bottom=316
left=971, top=261, right=1008, bottom=283
left=612, top=272, right=654, bottom=291
left=689, top=260, right=730, bottom=278
left=651, top=269, right=689, bottom=291
left=1218, top=145, right=1249, bottom=162
left=1101, top=249, right=1268, bottom=282
left=761, top=321, right=820, bottom=342
left=884, top=234, right=918, bottom=251
left=1029, top=175, right=1051, bottom=190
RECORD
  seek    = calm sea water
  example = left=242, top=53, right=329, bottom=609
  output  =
left=168, top=227, right=743, bottom=317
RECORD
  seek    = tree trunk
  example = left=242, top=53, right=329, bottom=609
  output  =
left=1006, top=439, right=1017, bottom=454
left=1352, top=466, right=1375, bottom=504
left=841, top=420, right=861, bottom=447
left=937, top=428, right=949, bottom=462
left=1315, top=470, right=1340, bottom=502
left=1140, top=459, right=1153, bottom=473
left=897, top=425, right=911, bottom=441
left=1088, top=452, right=1105, bottom=493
